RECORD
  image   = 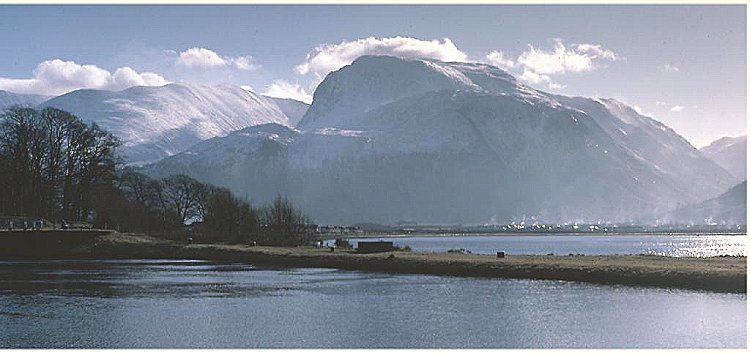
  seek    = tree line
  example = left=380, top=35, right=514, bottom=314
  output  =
left=0, top=106, right=118, bottom=222
left=109, top=170, right=315, bottom=245
left=1, top=106, right=314, bottom=246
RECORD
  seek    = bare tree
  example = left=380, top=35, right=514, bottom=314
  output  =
left=260, top=195, right=313, bottom=246
left=200, top=187, right=259, bottom=243
left=0, top=107, right=119, bottom=222
left=161, top=174, right=205, bottom=224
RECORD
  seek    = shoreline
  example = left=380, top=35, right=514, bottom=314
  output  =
left=322, top=231, right=748, bottom=240
left=45, top=233, right=749, bottom=294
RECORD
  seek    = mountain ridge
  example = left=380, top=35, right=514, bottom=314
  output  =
left=142, top=55, right=736, bottom=224
left=700, top=135, right=746, bottom=183
left=39, top=82, right=304, bottom=165
left=664, top=181, right=746, bottom=225
left=0, top=89, right=50, bottom=110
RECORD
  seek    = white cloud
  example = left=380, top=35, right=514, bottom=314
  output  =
left=632, top=104, right=656, bottom=117
left=264, top=80, right=313, bottom=104
left=519, top=69, right=548, bottom=84
left=292, top=37, right=615, bottom=92
left=574, top=44, right=617, bottom=61
left=177, top=47, right=259, bottom=71
left=295, top=36, right=468, bottom=78
left=178, top=48, right=226, bottom=68
left=670, top=105, right=685, bottom=112
left=659, top=64, right=679, bottom=72
left=109, top=67, right=169, bottom=91
left=488, top=39, right=616, bottom=90
left=655, top=101, right=668, bottom=106
left=232, top=56, right=258, bottom=71
left=518, top=69, right=566, bottom=90
left=485, top=50, right=515, bottom=69
left=517, top=40, right=617, bottom=76
left=547, top=81, right=567, bottom=90
left=0, top=59, right=168, bottom=96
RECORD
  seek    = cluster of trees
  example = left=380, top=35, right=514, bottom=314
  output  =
left=108, top=170, right=315, bottom=245
left=1, top=106, right=314, bottom=246
left=0, top=107, right=118, bottom=222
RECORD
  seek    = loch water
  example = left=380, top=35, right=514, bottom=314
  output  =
left=0, top=258, right=745, bottom=348
left=326, top=234, right=747, bottom=257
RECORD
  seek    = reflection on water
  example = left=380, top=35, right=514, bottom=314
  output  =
left=328, top=234, right=747, bottom=257
left=0, top=260, right=746, bottom=348
left=0, top=260, right=292, bottom=299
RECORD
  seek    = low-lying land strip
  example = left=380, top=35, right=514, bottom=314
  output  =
left=3, top=233, right=746, bottom=293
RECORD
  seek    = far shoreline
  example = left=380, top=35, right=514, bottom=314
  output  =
left=2, top=232, right=744, bottom=294
left=322, top=231, right=748, bottom=240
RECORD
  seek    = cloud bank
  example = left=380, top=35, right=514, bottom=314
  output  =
left=513, top=40, right=617, bottom=89
left=176, top=47, right=259, bottom=71
left=288, top=36, right=618, bottom=95
left=295, top=36, right=468, bottom=79
left=0, top=59, right=168, bottom=96
left=485, top=50, right=515, bottom=70
left=263, top=80, right=313, bottom=104
left=0, top=47, right=261, bottom=96
left=0, top=39, right=620, bottom=102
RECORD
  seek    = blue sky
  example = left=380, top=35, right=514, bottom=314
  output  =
left=0, top=4, right=745, bottom=147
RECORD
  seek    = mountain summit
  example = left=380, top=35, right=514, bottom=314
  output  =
left=144, top=55, right=735, bottom=224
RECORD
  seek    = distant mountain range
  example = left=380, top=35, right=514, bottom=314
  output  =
left=37, top=83, right=308, bottom=165
left=664, top=180, right=746, bottom=225
left=2, top=56, right=742, bottom=225
left=0, top=90, right=50, bottom=110
left=700, top=135, right=746, bottom=184
left=263, top=96, right=309, bottom=127
left=141, top=55, right=738, bottom=224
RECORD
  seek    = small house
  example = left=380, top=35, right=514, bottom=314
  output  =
left=357, top=241, right=395, bottom=254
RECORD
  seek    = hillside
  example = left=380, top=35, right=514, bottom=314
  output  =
left=700, top=135, right=746, bottom=183
left=41, top=83, right=295, bottom=165
left=664, top=181, right=747, bottom=225
left=143, top=56, right=735, bottom=224
left=0, top=89, right=49, bottom=110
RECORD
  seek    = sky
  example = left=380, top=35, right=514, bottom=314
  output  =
left=0, top=4, right=745, bottom=147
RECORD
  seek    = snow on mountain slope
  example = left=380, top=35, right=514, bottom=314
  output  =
left=143, top=55, right=736, bottom=224
left=145, top=123, right=296, bottom=171
left=553, top=96, right=735, bottom=203
left=297, top=55, right=555, bottom=131
left=262, top=96, right=309, bottom=127
left=297, top=56, right=475, bottom=130
left=141, top=123, right=297, bottom=202
left=700, top=135, right=746, bottom=183
left=0, top=90, right=50, bottom=110
left=40, top=83, right=292, bottom=165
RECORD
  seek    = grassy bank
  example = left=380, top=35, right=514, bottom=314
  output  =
left=18, top=233, right=750, bottom=294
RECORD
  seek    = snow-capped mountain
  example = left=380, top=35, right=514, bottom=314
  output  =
left=0, top=90, right=49, bottom=110
left=262, top=96, right=309, bottom=127
left=700, top=135, right=746, bottom=183
left=663, top=181, right=746, bottom=225
left=143, top=123, right=298, bottom=203
left=40, top=83, right=294, bottom=165
left=143, top=55, right=736, bottom=224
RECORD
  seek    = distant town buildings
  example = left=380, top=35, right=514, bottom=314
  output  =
left=313, top=225, right=365, bottom=236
